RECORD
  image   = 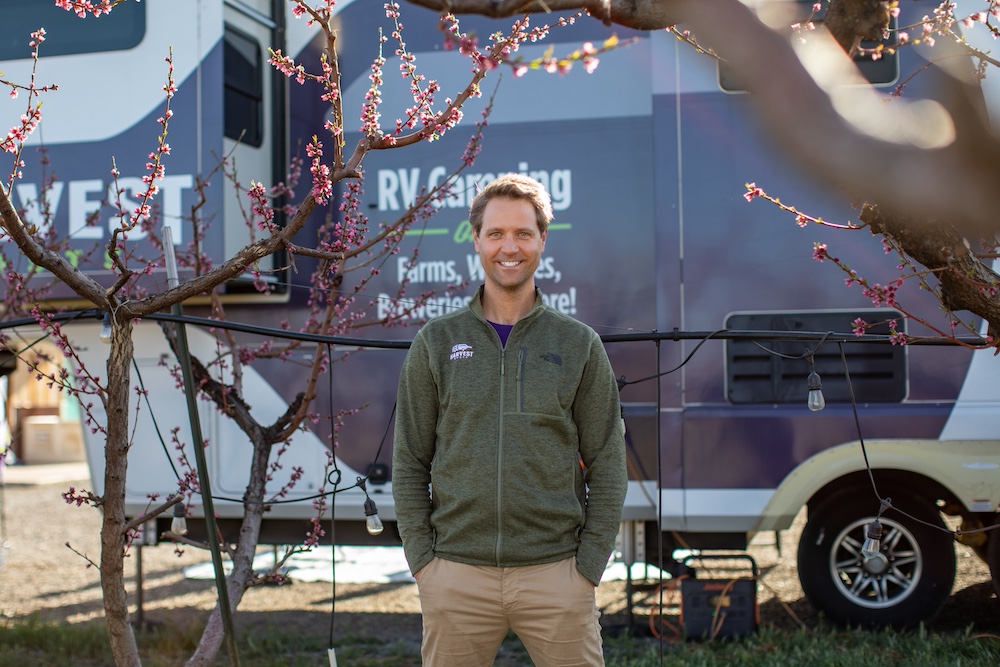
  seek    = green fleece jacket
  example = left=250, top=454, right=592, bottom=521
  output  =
left=392, top=287, right=627, bottom=585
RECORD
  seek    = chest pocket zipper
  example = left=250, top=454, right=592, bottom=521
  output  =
left=516, top=347, right=525, bottom=412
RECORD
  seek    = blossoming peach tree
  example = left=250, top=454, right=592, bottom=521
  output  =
left=734, top=0, right=1000, bottom=348
left=420, top=0, right=1000, bottom=348
left=0, top=1, right=612, bottom=665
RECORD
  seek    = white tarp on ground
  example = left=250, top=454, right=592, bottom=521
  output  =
left=183, top=546, right=665, bottom=584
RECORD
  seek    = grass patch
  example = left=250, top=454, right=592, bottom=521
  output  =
left=603, top=624, right=1000, bottom=667
left=2, top=616, right=999, bottom=666
left=0, top=615, right=110, bottom=666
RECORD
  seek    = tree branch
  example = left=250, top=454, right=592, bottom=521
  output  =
left=411, top=0, right=1000, bottom=237
left=122, top=494, right=184, bottom=535
left=0, top=188, right=108, bottom=308
left=407, top=0, right=682, bottom=29
left=860, top=204, right=1000, bottom=341
left=159, top=320, right=269, bottom=444
left=287, top=245, right=345, bottom=261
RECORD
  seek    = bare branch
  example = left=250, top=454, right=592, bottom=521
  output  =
left=675, top=0, right=1000, bottom=238
left=65, top=541, right=101, bottom=571
left=860, top=203, right=1000, bottom=341
left=0, top=188, right=108, bottom=308
left=160, top=531, right=210, bottom=550
left=407, top=0, right=682, bottom=29
left=122, top=494, right=184, bottom=535
left=824, top=0, right=892, bottom=56
left=287, top=245, right=346, bottom=261
left=412, top=0, right=1000, bottom=238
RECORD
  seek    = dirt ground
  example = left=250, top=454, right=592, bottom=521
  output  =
left=2, top=474, right=999, bottom=656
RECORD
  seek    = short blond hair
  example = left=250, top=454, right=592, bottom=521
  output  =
left=469, top=173, right=553, bottom=235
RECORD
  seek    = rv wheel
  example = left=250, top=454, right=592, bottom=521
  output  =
left=797, top=490, right=955, bottom=628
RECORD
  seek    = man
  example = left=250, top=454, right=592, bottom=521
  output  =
left=392, top=173, right=627, bottom=666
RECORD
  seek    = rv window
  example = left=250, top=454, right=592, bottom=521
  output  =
left=0, top=1, right=145, bottom=60
left=718, top=3, right=899, bottom=91
left=725, top=311, right=907, bottom=404
left=224, top=25, right=264, bottom=148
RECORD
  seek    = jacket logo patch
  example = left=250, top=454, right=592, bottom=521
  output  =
left=450, top=343, right=474, bottom=360
left=540, top=352, right=562, bottom=366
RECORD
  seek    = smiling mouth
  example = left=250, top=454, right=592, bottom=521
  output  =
left=499, top=261, right=521, bottom=267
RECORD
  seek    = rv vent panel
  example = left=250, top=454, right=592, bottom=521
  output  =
left=725, top=311, right=907, bottom=404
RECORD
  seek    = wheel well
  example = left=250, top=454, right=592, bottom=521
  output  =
left=806, top=469, right=959, bottom=518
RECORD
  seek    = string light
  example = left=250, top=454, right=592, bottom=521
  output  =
left=861, top=498, right=892, bottom=560
left=806, top=355, right=826, bottom=412
left=363, top=497, right=384, bottom=536
left=171, top=502, right=188, bottom=536
left=861, top=519, right=882, bottom=560
left=99, top=312, right=113, bottom=344
left=356, top=478, right=384, bottom=536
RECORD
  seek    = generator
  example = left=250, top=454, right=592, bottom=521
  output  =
left=680, top=554, right=759, bottom=640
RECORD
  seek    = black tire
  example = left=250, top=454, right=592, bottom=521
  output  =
left=797, top=489, right=955, bottom=628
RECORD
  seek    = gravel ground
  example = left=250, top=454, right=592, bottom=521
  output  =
left=2, top=473, right=999, bottom=658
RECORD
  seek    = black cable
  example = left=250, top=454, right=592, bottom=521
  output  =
left=1, top=312, right=89, bottom=363
left=328, top=488, right=338, bottom=651
left=838, top=342, right=1000, bottom=538
left=0, top=420, right=8, bottom=571
left=617, top=330, right=727, bottom=390
left=112, top=337, right=379, bottom=507
left=4, top=309, right=990, bottom=350
left=655, top=337, right=665, bottom=665
left=749, top=331, right=833, bottom=361
left=326, top=343, right=341, bottom=651
left=8, top=311, right=998, bottom=557
left=369, top=402, right=396, bottom=474
left=131, top=358, right=181, bottom=480
left=839, top=342, right=882, bottom=501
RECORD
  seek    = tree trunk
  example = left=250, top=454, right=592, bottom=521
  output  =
left=860, top=205, right=1000, bottom=339
left=101, top=317, right=141, bottom=667
left=184, top=433, right=271, bottom=667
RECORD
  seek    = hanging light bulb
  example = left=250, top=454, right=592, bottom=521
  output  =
left=364, top=497, right=384, bottom=536
left=861, top=518, right=882, bottom=560
left=171, top=502, right=188, bottom=536
left=807, top=370, right=826, bottom=412
left=99, top=312, right=113, bottom=344
left=805, top=353, right=826, bottom=413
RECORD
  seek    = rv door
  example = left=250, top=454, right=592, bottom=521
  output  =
left=222, top=0, right=287, bottom=294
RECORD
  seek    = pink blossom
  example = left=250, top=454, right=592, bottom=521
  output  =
left=852, top=317, right=867, bottom=337
left=743, top=183, right=764, bottom=202
left=888, top=320, right=908, bottom=346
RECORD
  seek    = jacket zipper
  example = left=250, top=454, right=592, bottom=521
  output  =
left=496, top=347, right=506, bottom=565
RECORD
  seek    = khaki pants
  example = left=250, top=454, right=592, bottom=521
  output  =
left=416, top=556, right=604, bottom=666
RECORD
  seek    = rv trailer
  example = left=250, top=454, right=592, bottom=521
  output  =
left=2, top=0, right=999, bottom=628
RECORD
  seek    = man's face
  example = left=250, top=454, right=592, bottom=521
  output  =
left=474, top=197, right=547, bottom=294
